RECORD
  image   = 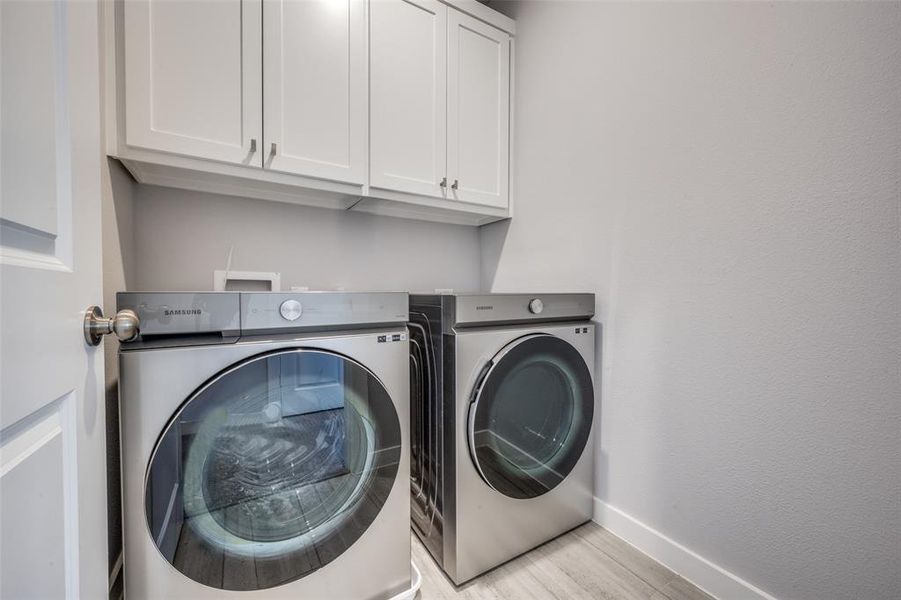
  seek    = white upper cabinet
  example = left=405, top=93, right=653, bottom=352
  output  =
left=110, top=0, right=514, bottom=225
left=123, top=0, right=262, bottom=166
left=370, top=0, right=448, bottom=198
left=263, top=0, right=367, bottom=183
left=447, top=10, right=510, bottom=208
left=369, top=0, right=511, bottom=210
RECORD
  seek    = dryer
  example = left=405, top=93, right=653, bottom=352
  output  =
left=409, top=293, right=596, bottom=584
left=118, top=292, right=411, bottom=599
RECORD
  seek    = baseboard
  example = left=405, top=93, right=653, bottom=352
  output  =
left=593, top=498, right=778, bottom=600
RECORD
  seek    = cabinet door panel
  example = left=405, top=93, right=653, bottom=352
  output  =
left=447, top=11, right=509, bottom=208
left=264, top=0, right=366, bottom=183
left=124, top=0, right=261, bottom=165
left=370, top=0, right=447, bottom=198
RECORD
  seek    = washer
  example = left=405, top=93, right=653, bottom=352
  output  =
left=118, top=292, right=411, bottom=599
left=409, top=293, right=595, bottom=584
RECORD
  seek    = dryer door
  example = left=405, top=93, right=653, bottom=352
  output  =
left=468, top=334, right=594, bottom=500
left=144, top=349, right=401, bottom=591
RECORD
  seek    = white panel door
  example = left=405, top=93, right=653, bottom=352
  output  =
left=0, top=1, right=107, bottom=598
left=447, top=10, right=509, bottom=208
left=123, top=0, right=262, bottom=166
left=370, top=0, right=447, bottom=198
left=264, top=0, right=366, bottom=183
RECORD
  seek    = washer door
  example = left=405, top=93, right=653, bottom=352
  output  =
left=144, top=349, right=401, bottom=591
left=468, top=334, right=593, bottom=500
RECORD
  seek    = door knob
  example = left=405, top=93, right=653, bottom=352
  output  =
left=451, top=179, right=459, bottom=190
left=84, top=306, right=140, bottom=346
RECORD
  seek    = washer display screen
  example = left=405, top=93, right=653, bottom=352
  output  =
left=144, top=349, right=401, bottom=591
left=469, top=335, right=593, bottom=500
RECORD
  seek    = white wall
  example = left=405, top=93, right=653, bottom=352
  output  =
left=482, top=2, right=901, bottom=599
left=131, top=185, right=481, bottom=292
left=100, top=157, right=135, bottom=591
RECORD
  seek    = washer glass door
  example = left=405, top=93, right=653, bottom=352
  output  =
left=468, top=334, right=593, bottom=500
left=144, top=349, right=401, bottom=591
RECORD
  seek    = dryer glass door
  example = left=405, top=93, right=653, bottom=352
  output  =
left=144, top=349, right=401, bottom=591
left=468, top=334, right=593, bottom=499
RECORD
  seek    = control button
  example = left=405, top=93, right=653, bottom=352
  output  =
left=528, top=298, right=544, bottom=314
left=279, top=299, right=303, bottom=321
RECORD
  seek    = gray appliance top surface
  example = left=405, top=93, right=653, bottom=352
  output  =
left=410, top=293, right=595, bottom=328
left=117, top=291, right=409, bottom=344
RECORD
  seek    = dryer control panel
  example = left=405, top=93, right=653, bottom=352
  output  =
left=409, top=293, right=595, bottom=330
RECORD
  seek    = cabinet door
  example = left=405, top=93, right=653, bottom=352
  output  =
left=370, top=0, right=447, bottom=198
left=447, top=10, right=510, bottom=208
left=264, top=0, right=366, bottom=183
left=123, top=0, right=262, bottom=166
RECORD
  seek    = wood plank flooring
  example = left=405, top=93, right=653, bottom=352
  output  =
left=413, top=522, right=715, bottom=600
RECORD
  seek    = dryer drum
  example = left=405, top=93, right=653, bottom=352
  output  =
left=144, top=349, right=401, bottom=591
left=469, top=335, right=594, bottom=500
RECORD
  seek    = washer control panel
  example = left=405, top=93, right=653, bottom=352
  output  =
left=117, top=292, right=410, bottom=341
left=377, top=332, right=408, bottom=343
left=241, top=292, right=408, bottom=333
left=279, top=299, right=303, bottom=321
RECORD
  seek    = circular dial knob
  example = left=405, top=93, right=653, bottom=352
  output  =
left=279, top=299, right=303, bottom=321
left=528, top=298, right=544, bottom=314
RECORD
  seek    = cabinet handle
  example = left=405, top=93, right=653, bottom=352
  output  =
left=270, top=142, right=277, bottom=156
left=439, top=177, right=447, bottom=188
left=451, top=179, right=459, bottom=190
left=249, top=138, right=257, bottom=153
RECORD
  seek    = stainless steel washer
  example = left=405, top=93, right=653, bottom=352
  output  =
left=409, top=293, right=596, bottom=584
left=118, top=292, right=411, bottom=599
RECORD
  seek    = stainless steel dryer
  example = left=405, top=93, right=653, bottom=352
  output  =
left=409, top=293, right=596, bottom=584
left=118, top=292, right=411, bottom=599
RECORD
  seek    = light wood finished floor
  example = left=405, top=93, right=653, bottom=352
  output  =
left=413, top=522, right=715, bottom=600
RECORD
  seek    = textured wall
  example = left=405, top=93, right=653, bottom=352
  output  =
left=482, top=2, right=901, bottom=599
left=131, top=185, right=481, bottom=293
